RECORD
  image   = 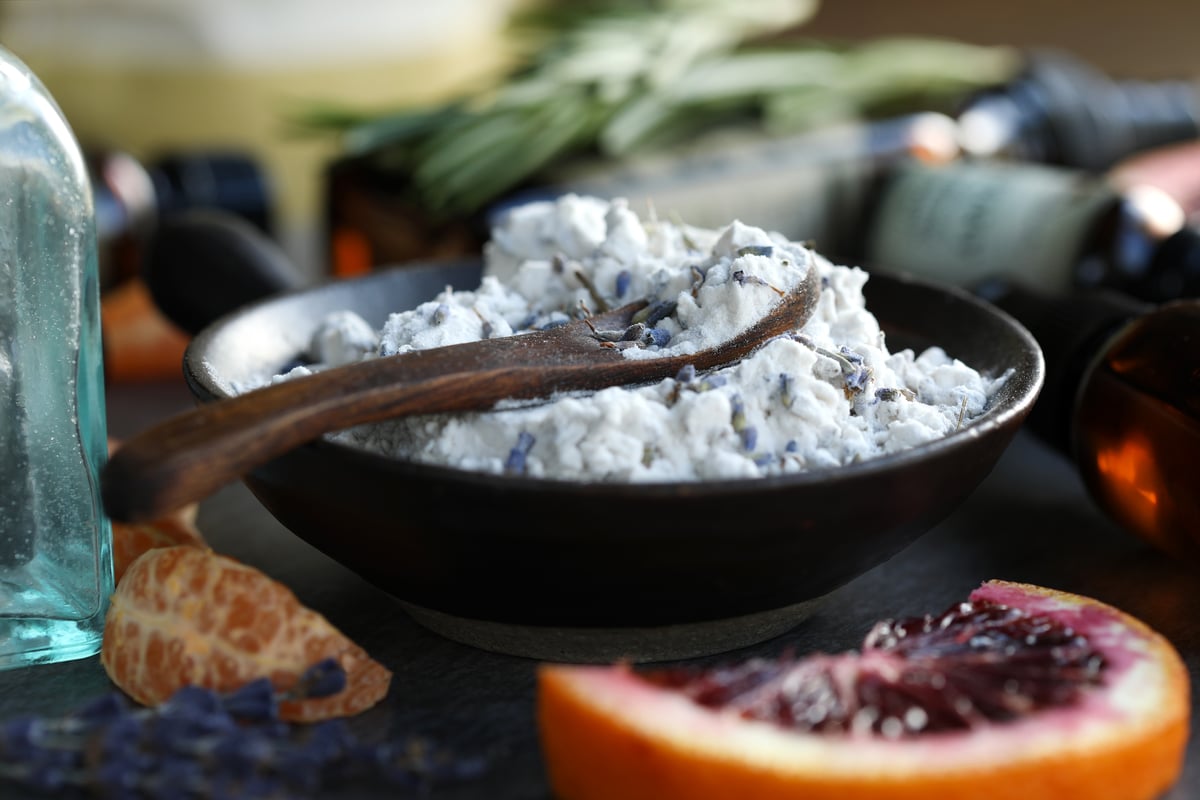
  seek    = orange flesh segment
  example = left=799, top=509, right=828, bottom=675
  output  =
left=110, top=504, right=206, bottom=585
left=101, top=546, right=391, bottom=722
left=538, top=581, right=1189, bottom=800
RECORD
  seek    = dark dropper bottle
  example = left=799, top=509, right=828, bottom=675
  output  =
left=957, top=49, right=1200, bottom=171
left=979, top=280, right=1200, bottom=559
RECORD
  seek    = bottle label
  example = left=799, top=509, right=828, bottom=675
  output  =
left=864, top=161, right=1118, bottom=292
left=542, top=114, right=955, bottom=252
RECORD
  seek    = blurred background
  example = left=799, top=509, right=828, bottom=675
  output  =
left=4, top=0, right=1200, bottom=384
left=806, top=1, right=1200, bottom=78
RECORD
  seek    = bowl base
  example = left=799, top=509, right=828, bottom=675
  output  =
left=399, top=596, right=828, bottom=663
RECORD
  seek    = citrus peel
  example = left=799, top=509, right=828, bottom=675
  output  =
left=538, top=580, right=1189, bottom=800
left=101, top=546, right=391, bottom=722
left=110, top=503, right=206, bottom=584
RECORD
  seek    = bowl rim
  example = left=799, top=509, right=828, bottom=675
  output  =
left=184, top=263, right=1046, bottom=499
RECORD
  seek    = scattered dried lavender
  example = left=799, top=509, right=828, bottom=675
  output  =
left=270, top=197, right=1006, bottom=481
left=0, top=661, right=486, bottom=799
left=504, top=432, right=537, bottom=476
left=614, top=269, right=632, bottom=299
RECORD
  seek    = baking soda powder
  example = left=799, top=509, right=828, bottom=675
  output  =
left=277, top=195, right=1007, bottom=482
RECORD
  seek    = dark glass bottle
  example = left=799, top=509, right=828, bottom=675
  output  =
left=957, top=49, right=1200, bottom=171
left=326, top=112, right=961, bottom=275
left=89, top=149, right=273, bottom=290
left=981, top=282, right=1200, bottom=559
left=89, top=150, right=275, bottom=382
left=855, top=158, right=1200, bottom=304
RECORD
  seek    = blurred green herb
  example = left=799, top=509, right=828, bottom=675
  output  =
left=299, top=0, right=1017, bottom=218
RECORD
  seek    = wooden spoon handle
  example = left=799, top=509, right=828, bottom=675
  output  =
left=104, top=263, right=819, bottom=523
left=101, top=326, right=627, bottom=523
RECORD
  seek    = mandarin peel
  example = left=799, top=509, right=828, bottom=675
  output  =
left=101, top=546, right=391, bottom=722
left=110, top=505, right=206, bottom=584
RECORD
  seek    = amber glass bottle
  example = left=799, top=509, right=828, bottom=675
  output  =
left=983, top=282, right=1200, bottom=559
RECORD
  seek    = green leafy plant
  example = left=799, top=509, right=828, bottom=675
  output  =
left=301, top=0, right=1016, bottom=218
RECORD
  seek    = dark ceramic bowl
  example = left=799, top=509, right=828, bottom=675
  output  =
left=184, top=262, right=1043, bottom=661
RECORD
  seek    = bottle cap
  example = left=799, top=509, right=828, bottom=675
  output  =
left=150, top=152, right=274, bottom=236
left=976, top=279, right=1149, bottom=454
left=959, top=50, right=1200, bottom=171
left=1136, top=225, right=1200, bottom=302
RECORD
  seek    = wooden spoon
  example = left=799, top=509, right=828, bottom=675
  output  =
left=102, top=264, right=819, bottom=522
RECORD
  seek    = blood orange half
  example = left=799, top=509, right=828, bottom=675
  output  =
left=538, top=580, right=1189, bottom=800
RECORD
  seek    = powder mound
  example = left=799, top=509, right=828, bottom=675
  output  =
left=278, top=195, right=1009, bottom=482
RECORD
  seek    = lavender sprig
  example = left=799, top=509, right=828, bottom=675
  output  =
left=0, top=660, right=486, bottom=799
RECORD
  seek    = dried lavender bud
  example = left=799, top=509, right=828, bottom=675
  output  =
left=294, top=658, right=349, bottom=700
left=736, top=245, right=774, bottom=258
left=730, top=395, right=748, bottom=431
left=0, top=717, right=39, bottom=762
left=0, top=667, right=489, bottom=799
left=632, top=299, right=676, bottom=327
left=615, top=269, right=632, bottom=299
left=222, top=678, right=278, bottom=722
left=733, top=269, right=785, bottom=295
left=698, top=375, right=727, bottom=392
left=840, top=348, right=873, bottom=394
left=800, top=343, right=873, bottom=397
left=728, top=395, right=756, bottom=451
left=740, top=425, right=758, bottom=452
left=504, top=431, right=536, bottom=475
left=731, top=270, right=761, bottom=287
left=149, top=703, right=236, bottom=744
left=372, top=738, right=488, bottom=790
left=74, top=694, right=129, bottom=728
left=431, top=303, right=451, bottom=326
left=645, top=327, right=671, bottom=348
left=785, top=440, right=799, bottom=453
left=675, top=364, right=696, bottom=383
left=779, top=372, right=795, bottom=409
left=210, top=728, right=277, bottom=779
left=162, top=686, right=222, bottom=717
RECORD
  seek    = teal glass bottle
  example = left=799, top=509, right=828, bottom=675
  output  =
left=0, top=45, right=113, bottom=668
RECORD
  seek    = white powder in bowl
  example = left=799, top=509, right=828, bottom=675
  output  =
left=280, top=195, right=1009, bottom=482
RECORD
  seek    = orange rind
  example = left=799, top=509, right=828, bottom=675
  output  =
left=110, top=504, right=206, bottom=584
left=101, top=546, right=391, bottom=722
left=538, top=581, right=1189, bottom=800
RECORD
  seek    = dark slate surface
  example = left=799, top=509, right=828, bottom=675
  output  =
left=1, top=380, right=1195, bottom=799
